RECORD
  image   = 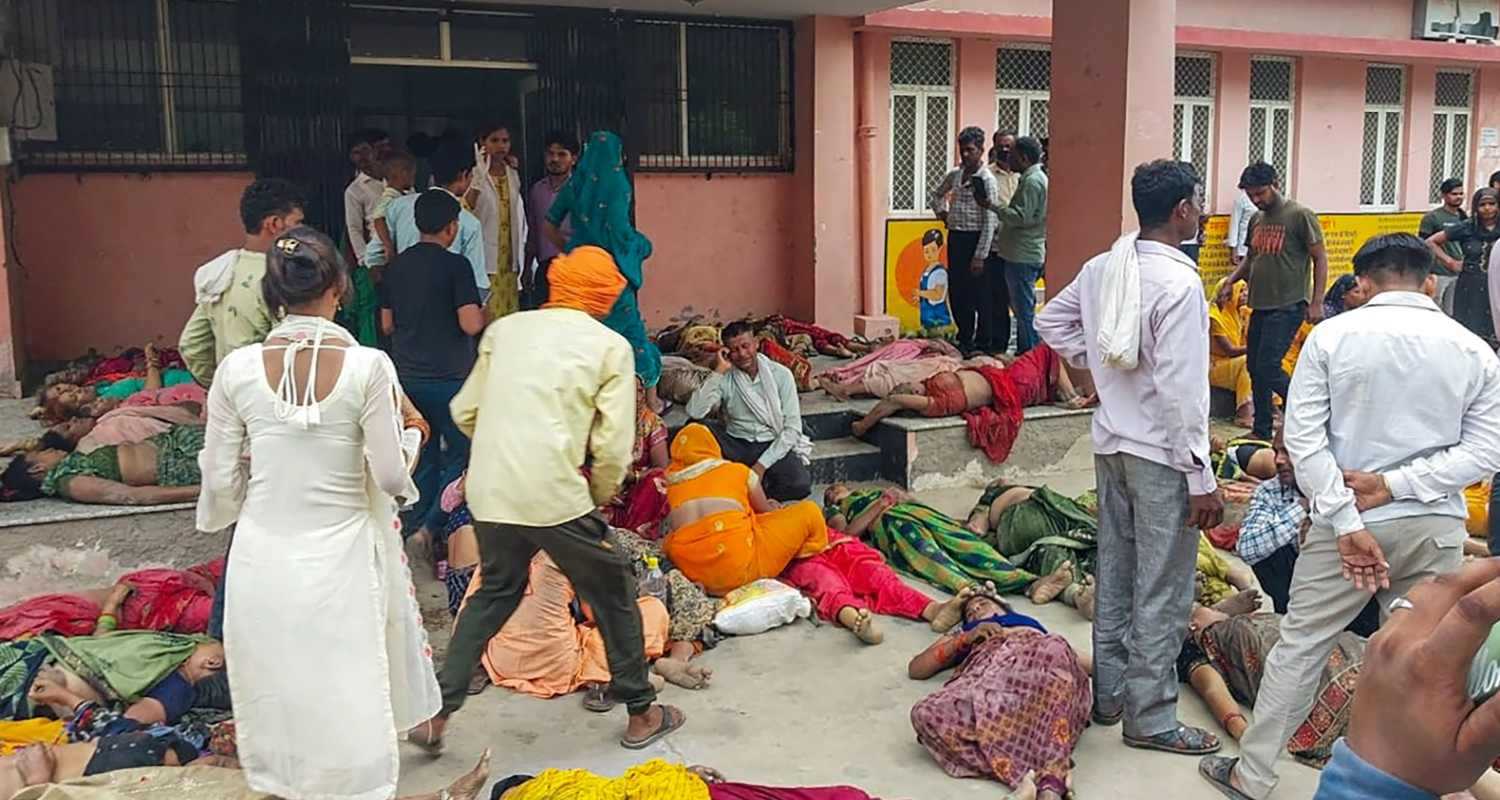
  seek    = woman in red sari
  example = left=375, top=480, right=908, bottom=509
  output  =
left=602, top=382, right=670, bottom=537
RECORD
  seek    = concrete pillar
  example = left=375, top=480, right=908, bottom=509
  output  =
left=1293, top=56, right=1367, bottom=212
left=957, top=38, right=997, bottom=136
left=1405, top=63, right=1437, bottom=210
left=1215, top=51, right=1252, bottom=213
left=0, top=167, right=23, bottom=398
left=1046, top=0, right=1178, bottom=291
left=1477, top=66, right=1500, bottom=188
left=794, top=15, right=860, bottom=332
left=856, top=30, right=894, bottom=322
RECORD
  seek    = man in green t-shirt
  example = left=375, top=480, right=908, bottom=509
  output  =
left=1216, top=163, right=1328, bottom=439
left=1418, top=177, right=1466, bottom=315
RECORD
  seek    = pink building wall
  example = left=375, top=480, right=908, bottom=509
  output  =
left=1290, top=57, right=1369, bottom=213
left=906, top=0, right=1415, bottom=39
left=12, top=172, right=251, bottom=362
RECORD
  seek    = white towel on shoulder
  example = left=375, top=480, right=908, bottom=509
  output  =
left=192, top=249, right=242, bottom=304
left=1096, top=231, right=1142, bottom=370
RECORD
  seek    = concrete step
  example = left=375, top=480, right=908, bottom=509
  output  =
left=863, top=404, right=1095, bottom=489
left=808, top=436, right=884, bottom=485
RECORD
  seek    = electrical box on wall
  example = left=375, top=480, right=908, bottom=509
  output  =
left=1415, top=0, right=1500, bottom=42
left=0, top=60, right=54, bottom=142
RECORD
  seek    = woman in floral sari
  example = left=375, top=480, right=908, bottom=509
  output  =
left=823, top=484, right=1070, bottom=600
left=1177, top=606, right=1360, bottom=767
left=603, top=382, right=669, bottom=536
left=908, top=591, right=1090, bottom=799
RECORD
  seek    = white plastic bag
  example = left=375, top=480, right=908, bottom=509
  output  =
left=712, top=578, right=811, bottom=636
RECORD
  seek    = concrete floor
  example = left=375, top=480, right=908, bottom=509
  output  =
left=395, top=432, right=1324, bottom=800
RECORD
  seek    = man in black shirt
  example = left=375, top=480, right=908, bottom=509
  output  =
left=380, top=189, right=485, bottom=542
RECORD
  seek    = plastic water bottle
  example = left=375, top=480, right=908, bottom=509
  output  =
left=640, top=556, right=669, bottom=604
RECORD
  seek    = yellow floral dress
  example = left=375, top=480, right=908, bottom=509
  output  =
left=485, top=170, right=520, bottom=320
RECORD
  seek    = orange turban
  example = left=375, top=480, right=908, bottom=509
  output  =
left=545, top=245, right=627, bottom=318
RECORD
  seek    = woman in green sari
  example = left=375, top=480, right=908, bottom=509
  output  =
left=544, top=131, right=664, bottom=411
left=966, top=479, right=1098, bottom=615
left=822, top=485, right=1072, bottom=600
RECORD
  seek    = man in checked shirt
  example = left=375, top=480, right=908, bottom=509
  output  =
left=929, top=126, right=1000, bottom=356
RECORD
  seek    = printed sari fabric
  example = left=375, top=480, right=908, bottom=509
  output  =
left=978, top=483, right=1097, bottom=585
left=911, top=628, right=1090, bottom=792
left=832, top=489, right=1033, bottom=595
left=610, top=528, right=723, bottom=644
left=1197, top=612, right=1363, bottom=767
left=0, top=639, right=50, bottom=718
left=603, top=394, right=670, bottom=536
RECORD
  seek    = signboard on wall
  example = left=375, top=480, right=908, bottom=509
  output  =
left=1197, top=211, right=1425, bottom=292
left=884, top=219, right=954, bottom=335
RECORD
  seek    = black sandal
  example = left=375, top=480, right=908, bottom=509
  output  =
left=1124, top=724, right=1221, bottom=755
left=582, top=683, right=615, bottom=713
left=1091, top=704, right=1124, bottom=727
left=620, top=704, right=686, bottom=750
left=1199, top=755, right=1255, bottom=800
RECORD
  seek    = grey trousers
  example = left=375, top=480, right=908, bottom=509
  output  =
left=1235, top=514, right=1464, bottom=798
left=1092, top=452, right=1199, bottom=739
left=1436, top=273, right=1459, bottom=316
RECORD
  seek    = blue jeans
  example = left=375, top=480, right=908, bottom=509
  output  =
left=1003, top=259, right=1044, bottom=354
left=402, top=377, right=471, bottom=538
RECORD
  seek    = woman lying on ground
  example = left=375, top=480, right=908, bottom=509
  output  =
left=494, top=758, right=885, bottom=800
left=0, top=422, right=204, bottom=506
left=816, top=338, right=963, bottom=401
left=908, top=590, right=1092, bottom=800
left=661, top=424, right=828, bottom=597
left=1177, top=603, right=1358, bottom=765
left=780, top=524, right=974, bottom=646
left=0, top=560, right=222, bottom=640
left=822, top=484, right=1073, bottom=604
left=33, top=344, right=201, bottom=426
left=0, top=745, right=491, bottom=800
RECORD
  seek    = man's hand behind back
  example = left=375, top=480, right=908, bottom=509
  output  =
left=1188, top=490, right=1224, bottom=531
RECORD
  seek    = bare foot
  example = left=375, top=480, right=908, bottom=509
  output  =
left=929, top=585, right=975, bottom=632
left=850, top=417, right=874, bottom=438
left=1213, top=588, right=1263, bottom=616
left=1075, top=581, right=1096, bottom=621
left=838, top=606, right=884, bottom=645
left=400, top=749, right=491, bottom=800
left=654, top=658, right=713, bottom=690
left=818, top=375, right=853, bottom=401
left=1027, top=562, right=1074, bottom=605
left=1005, top=770, right=1038, bottom=800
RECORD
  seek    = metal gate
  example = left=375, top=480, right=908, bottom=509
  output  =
left=526, top=10, right=629, bottom=162
left=239, top=0, right=353, bottom=233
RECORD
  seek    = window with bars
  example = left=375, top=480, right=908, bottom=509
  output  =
left=12, top=0, right=245, bottom=169
left=626, top=18, right=792, bottom=171
left=890, top=39, right=954, bottom=214
left=995, top=46, right=1050, bottom=139
left=1430, top=70, right=1472, bottom=203
left=1173, top=54, right=1215, bottom=199
left=1361, top=64, right=1405, bottom=208
left=1248, top=57, right=1294, bottom=191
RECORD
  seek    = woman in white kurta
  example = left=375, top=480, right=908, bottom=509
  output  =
left=196, top=227, right=442, bottom=800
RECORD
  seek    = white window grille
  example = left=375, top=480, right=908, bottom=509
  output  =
left=1430, top=70, right=1472, bottom=203
left=1173, top=53, right=1216, bottom=202
left=1248, top=57, right=1295, bottom=192
left=890, top=38, right=954, bottom=214
left=1361, top=64, right=1405, bottom=209
left=995, top=45, right=1050, bottom=139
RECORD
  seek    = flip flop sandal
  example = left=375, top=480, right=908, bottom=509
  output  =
left=620, top=704, right=686, bottom=750
left=466, top=669, right=491, bottom=696
left=1124, top=724, right=1222, bottom=755
left=407, top=719, right=444, bottom=756
left=582, top=683, right=616, bottom=713
left=1199, top=756, right=1255, bottom=800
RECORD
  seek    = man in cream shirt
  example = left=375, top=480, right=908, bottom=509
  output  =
left=411, top=245, right=685, bottom=753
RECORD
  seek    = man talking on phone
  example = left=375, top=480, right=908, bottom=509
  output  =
left=685, top=320, right=812, bottom=502
left=1200, top=233, right=1500, bottom=800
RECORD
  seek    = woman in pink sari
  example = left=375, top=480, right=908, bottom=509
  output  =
left=816, top=339, right=962, bottom=401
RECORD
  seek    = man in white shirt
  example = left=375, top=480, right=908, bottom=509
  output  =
left=1037, top=159, right=1225, bottom=756
left=1226, top=185, right=1257, bottom=266
left=686, top=320, right=812, bottom=501
left=1201, top=233, right=1500, bottom=800
left=343, top=128, right=388, bottom=267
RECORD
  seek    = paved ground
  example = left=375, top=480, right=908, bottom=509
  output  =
left=395, top=435, right=1324, bottom=800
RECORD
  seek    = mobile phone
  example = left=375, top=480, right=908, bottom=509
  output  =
left=1469, top=622, right=1500, bottom=703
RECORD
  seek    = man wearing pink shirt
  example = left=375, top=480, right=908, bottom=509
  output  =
left=1037, top=159, right=1224, bottom=756
left=521, top=130, right=579, bottom=309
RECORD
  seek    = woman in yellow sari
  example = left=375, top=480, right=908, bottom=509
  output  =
left=662, top=424, right=828, bottom=596
left=1208, top=278, right=1253, bottom=428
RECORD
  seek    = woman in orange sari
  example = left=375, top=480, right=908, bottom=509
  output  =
left=662, top=424, right=828, bottom=596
